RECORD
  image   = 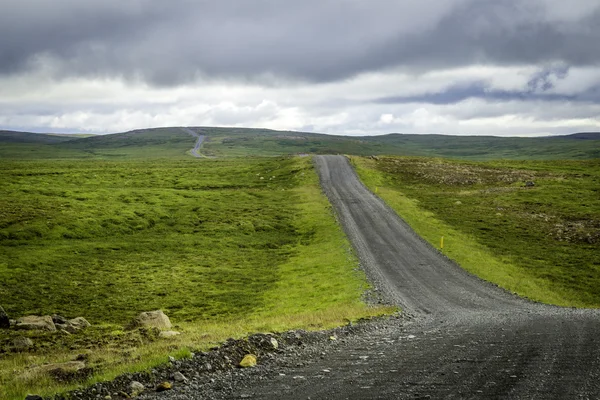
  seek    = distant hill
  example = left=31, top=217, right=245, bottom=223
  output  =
left=1, top=127, right=599, bottom=160
left=560, top=132, right=600, bottom=140
left=0, top=130, right=76, bottom=144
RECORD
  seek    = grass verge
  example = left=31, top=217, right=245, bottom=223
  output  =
left=350, top=156, right=600, bottom=308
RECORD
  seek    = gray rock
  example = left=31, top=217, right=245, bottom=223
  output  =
left=15, top=315, right=56, bottom=331
left=173, top=371, right=188, bottom=382
left=69, top=317, right=91, bottom=329
left=13, top=336, right=33, bottom=351
left=129, top=380, right=145, bottom=395
left=0, top=306, right=9, bottom=329
left=128, top=310, right=171, bottom=330
left=25, top=395, right=43, bottom=400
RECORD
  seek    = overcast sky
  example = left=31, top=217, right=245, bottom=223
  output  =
left=1, top=0, right=600, bottom=136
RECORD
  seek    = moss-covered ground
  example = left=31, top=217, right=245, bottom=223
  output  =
left=351, top=156, right=600, bottom=308
left=0, top=156, right=391, bottom=399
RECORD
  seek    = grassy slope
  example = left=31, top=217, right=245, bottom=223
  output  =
left=0, top=156, right=390, bottom=399
left=351, top=156, right=600, bottom=307
left=200, top=128, right=600, bottom=160
left=2, top=128, right=599, bottom=160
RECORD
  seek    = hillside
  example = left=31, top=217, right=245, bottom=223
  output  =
left=0, top=130, right=75, bottom=144
left=1, top=127, right=599, bottom=160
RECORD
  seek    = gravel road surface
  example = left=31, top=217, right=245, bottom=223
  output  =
left=180, top=127, right=205, bottom=158
left=138, top=155, right=600, bottom=399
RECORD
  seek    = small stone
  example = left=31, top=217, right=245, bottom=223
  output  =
left=329, top=336, right=337, bottom=341
left=239, top=354, right=257, bottom=368
left=269, top=337, right=279, bottom=349
left=13, top=336, right=33, bottom=351
left=173, top=371, right=187, bottom=382
left=168, top=356, right=176, bottom=362
left=156, top=382, right=172, bottom=392
left=129, top=381, right=145, bottom=395
left=0, top=306, right=10, bottom=329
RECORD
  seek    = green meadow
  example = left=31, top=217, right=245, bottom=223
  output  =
left=0, top=156, right=390, bottom=399
left=352, top=156, right=600, bottom=307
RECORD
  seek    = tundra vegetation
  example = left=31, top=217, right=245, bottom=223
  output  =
left=0, top=155, right=391, bottom=399
left=1, top=127, right=598, bottom=399
left=351, top=156, right=600, bottom=307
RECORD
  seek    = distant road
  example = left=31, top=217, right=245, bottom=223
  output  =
left=180, top=127, right=205, bottom=158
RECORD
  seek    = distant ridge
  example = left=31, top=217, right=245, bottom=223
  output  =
left=560, top=132, right=600, bottom=140
left=0, top=130, right=75, bottom=144
left=1, top=127, right=599, bottom=160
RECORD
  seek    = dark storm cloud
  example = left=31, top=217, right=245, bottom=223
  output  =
left=1, top=0, right=600, bottom=85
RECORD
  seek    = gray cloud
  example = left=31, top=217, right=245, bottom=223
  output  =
left=2, top=0, right=600, bottom=85
left=373, top=66, right=600, bottom=105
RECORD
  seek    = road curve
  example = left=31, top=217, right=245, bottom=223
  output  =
left=180, top=127, right=206, bottom=158
left=143, top=155, right=600, bottom=399
left=237, top=155, right=600, bottom=399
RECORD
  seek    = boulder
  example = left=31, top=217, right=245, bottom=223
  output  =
left=239, top=354, right=257, bottom=368
left=0, top=306, right=9, bottom=329
left=13, top=336, right=34, bottom=351
left=128, top=310, right=171, bottom=330
left=15, top=315, right=56, bottom=331
left=69, top=317, right=91, bottom=329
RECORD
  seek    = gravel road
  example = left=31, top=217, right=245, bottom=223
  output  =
left=180, top=127, right=205, bottom=158
left=137, top=155, right=600, bottom=399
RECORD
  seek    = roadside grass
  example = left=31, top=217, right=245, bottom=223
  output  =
left=350, top=156, right=600, bottom=308
left=0, top=156, right=391, bottom=399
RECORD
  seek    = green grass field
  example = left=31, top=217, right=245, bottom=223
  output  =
left=0, top=156, right=390, bottom=399
left=351, top=156, right=600, bottom=307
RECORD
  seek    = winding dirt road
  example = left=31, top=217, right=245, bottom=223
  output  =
left=142, top=155, right=600, bottom=399
left=227, top=155, right=600, bottom=399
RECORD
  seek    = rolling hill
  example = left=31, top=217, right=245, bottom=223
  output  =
left=1, top=127, right=599, bottom=160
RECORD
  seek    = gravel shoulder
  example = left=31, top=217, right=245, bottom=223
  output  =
left=73, top=155, right=600, bottom=400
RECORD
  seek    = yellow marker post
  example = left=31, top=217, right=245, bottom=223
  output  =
left=440, top=236, right=444, bottom=250
left=375, top=186, right=379, bottom=193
